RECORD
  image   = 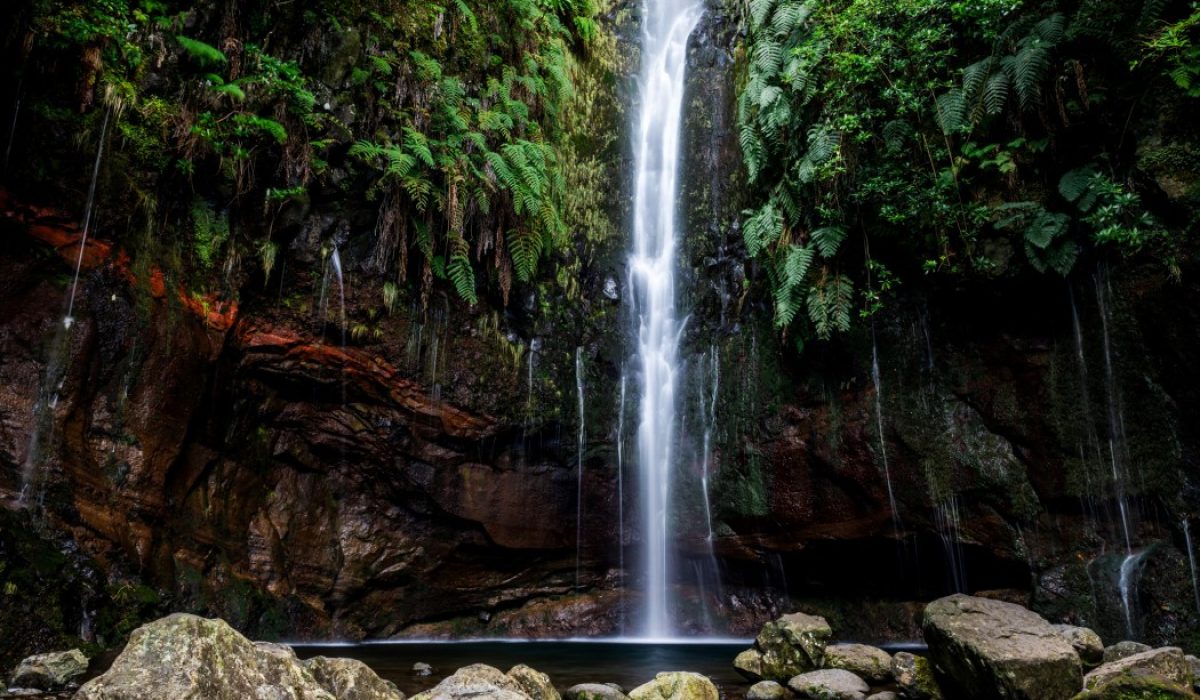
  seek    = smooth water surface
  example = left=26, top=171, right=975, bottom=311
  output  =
left=293, top=642, right=749, bottom=698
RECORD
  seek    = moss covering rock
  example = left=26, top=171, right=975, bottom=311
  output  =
left=735, top=612, right=834, bottom=682
left=628, top=672, right=719, bottom=700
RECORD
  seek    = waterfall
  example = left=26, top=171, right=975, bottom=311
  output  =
left=1185, top=520, right=1200, bottom=616
left=65, top=107, right=111, bottom=330
left=628, top=0, right=702, bottom=639
left=575, top=347, right=586, bottom=591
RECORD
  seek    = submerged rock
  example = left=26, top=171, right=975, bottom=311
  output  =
left=305, top=656, right=405, bottom=700
left=507, top=664, right=560, bottom=700
left=10, top=649, right=88, bottom=690
left=413, top=663, right=433, bottom=677
left=892, top=652, right=942, bottom=700
left=786, top=669, right=869, bottom=700
left=628, top=672, right=719, bottom=700
left=1082, top=647, right=1192, bottom=692
left=822, top=644, right=892, bottom=684
left=922, top=594, right=1082, bottom=700
left=411, top=664, right=530, bottom=700
left=1101, top=641, right=1151, bottom=664
left=565, top=683, right=630, bottom=700
left=75, top=613, right=334, bottom=700
left=1051, top=626, right=1103, bottom=667
left=746, top=680, right=789, bottom=700
left=735, top=613, right=833, bottom=682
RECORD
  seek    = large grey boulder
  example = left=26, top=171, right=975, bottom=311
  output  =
left=823, top=644, right=893, bottom=684
left=76, top=613, right=335, bottom=700
left=747, top=680, right=789, bottom=700
left=1072, top=674, right=1195, bottom=699
left=1082, top=647, right=1192, bottom=691
left=786, top=669, right=869, bottom=700
left=1051, top=625, right=1103, bottom=667
left=305, top=656, right=405, bottom=700
left=867, top=694, right=899, bottom=700
left=410, top=664, right=529, bottom=700
left=892, top=652, right=942, bottom=700
left=922, top=594, right=1082, bottom=700
left=508, top=664, right=561, bottom=700
left=735, top=613, right=834, bottom=682
left=10, top=649, right=89, bottom=690
left=1101, top=641, right=1151, bottom=663
left=565, top=683, right=630, bottom=700
left=628, top=672, right=719, bottom=700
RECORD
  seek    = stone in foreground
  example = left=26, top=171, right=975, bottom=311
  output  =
left=736, top=613, right=833, bottom=682
left=892, top=652, right=942, bottom=700
left=822, top=644, right=893, bottom=684
left=786, top=669, right=869, bottom=700
left=746, top=680, right=789, bottom=700
left=508, top=664, right=561, bottom=700
left=410, top=664, right=529, bottom=700
left=922, top=594, right=1082, bottom=700
left=305, top=656, right=405, bottom=700
left=10, top=649, right=89, bottom=690
left=1101, top=641, right=1152, bottom=664
left=1072, top=674, right=1195, bottom=699
left=628, top=672, right=719, bottom=700
left=76, top=613, right=335, bottom=700
left=1051, top=625, right=1104, bottom=667
left=866, top=693, right=898, bottom=700
left=565, top=683, right=631, bottom=700
left=1082, top=647, right=1192, bottom=691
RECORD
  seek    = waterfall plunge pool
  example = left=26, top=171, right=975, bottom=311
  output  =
left=290, top=640, right=927, bottom=698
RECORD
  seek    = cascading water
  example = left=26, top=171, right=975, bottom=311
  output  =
left=1118, top=548, right=1148, bottom=639
left=1185, top=519, right=1200, bottom=616
left=697, top=345, right=722, bottom=597
left=1095, top=270, right=1135, bottom=553
left=616, top=371, right=627, bottom=632
left=628, top=0, right=702, bottom=639
left=575, top=347, right=586, bottom=591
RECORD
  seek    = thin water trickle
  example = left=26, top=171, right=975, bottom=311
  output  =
left=64, top=107, right=112, bottom=330
left=1095, top=272, right=1134, bottom=554
left=1118, top=548, right=1148, bottom=639
left=3, top=81, right=20, bottom=174
left=934, top=495, right=967, bottom=593
left=575, top=347, right=586, bottom=592
left=870, top=328, right=899, bottom=522
left=698, top=346, right=722, bottom=603
left=616, top=371, right=627, bottom=633
left=1185, top=520, right=1200, bottom=616
left=627, top=0, right=703, bottom=639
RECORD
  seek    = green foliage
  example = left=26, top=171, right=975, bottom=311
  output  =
left=191, top=199, right=229, bottom=270
left=737, top=0, right=1192, bottom=346
left=176, top=35, right=226, bottom=67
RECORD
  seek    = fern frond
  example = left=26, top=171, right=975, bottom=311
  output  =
left=810, top=225, right=846, bottom=258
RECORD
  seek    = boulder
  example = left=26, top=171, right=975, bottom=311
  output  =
left=1051, top=626, right=1103, bottom=667
left=10, top=649, right=89, bottom=690
left=410, top=664, right=529, bottom=700
left=736, top=613, right=834, bottom=682
left=75, top=614, right=335, bottom=700
left=892, top=652, right=942, bottom=700
left=565, top=683, right=630, bottom=700
left=786, top=669, right=869, bottom=700
left=1188, top=655, right=1200, bottom=691
left=1101, top=641, right=1152, bottom=664
left=1071, top=674, right=1195, bottom=699
left=922, top=594, right=1082, bottom=700
left=628, top=672, right=719, bottom=700
left=1082, top=647, right=1192, bottom=691
left=413, top=663, right=433, bottom=677
left=867, top=694, right=899, bottom=700
left=747, top=680, right=789, bottom=700
left=305, top=656, right=405, bottom=700
left=823, top=644, right=893, bottom=684
left=508, top=664, right=561, bottom=700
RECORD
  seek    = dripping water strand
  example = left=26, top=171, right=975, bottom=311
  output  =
left=3, top=77, right=21, bottom=174
left=64, top=107, right=111, bottom=329
left=616, top=371, right=627, bottom=633
left=1095, top=270, right=1133, bottom=554
left=870, top=325, right=899, bottom=523
left=1185, top=519, right=1200, bottom=616
left=575, top=347, right=585, bottom=592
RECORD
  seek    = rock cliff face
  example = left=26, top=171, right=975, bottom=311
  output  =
left=2, top=0, right=1200, bottom=670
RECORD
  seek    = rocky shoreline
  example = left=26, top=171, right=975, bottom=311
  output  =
left=5, top=594, right=1198, bottom=700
